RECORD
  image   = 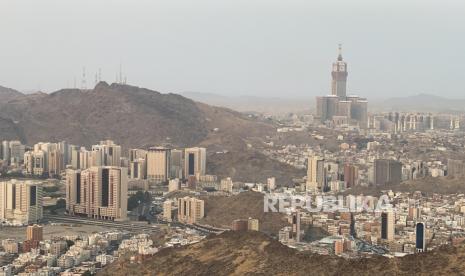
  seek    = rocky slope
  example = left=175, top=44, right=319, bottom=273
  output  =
left=0, top=82, right=273, bottom=149
left=99, top=230, right=465, bottom=276
left=199, top=191, right=289, bottom=235
left=0, top=85, right=24, bottom=102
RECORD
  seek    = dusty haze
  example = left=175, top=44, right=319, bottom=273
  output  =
left=0, top=0, right=464, bottom=99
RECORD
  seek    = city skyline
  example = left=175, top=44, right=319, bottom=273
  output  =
left=2, top=1, right=465, bottom=274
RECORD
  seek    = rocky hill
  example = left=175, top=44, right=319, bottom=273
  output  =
left=0, top=85, right=24, bottom=102
left=0, top=82, right=273, bottom=149
left=207, top=150, right=305, bottom=184
left=199, top=191, right=289, bottom=235
left=99, top=230, right=465, bottom=276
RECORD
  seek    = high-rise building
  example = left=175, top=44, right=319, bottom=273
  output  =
left=381, top=212, right=395, bottom=241
left=447, top=159, right=465, bottom=178
left=163, top=200, right=173, bottom=222
left=65, top=169, right=81, bottom=212
left=316, top=95, right=339, bottom=123
left=184, top=147, right=206, bottom=179
left=32, top=150, right=46, bottom=176
left=8, top=141, right=25, bottom=165
left=347, top=96, right=368, bottom=129
left=24, top=143, right=65, bottom=176
left=146, top=147, right=171, bottom=183
left=26, top=224, right=43, bottom=241
left=177, top=196, right=204, bottom=224
left=58, top=141, right=69, bottom=165
left=267, top=177, right=276, bottom=191
left=2, top=141, right=10, bottom=164
left=408, top=206, right=421, bottom=221
left=129, top=149, right=147, bottom=162
left=33, top=142, right=54, bottom=172
left=315, top=46, right=368, bottom=129
left=170, top=149, right=184, bottom=179
left=66, top=166, right=128, bottom=221
left=0, top=179, right=43, bottom=224
left=344, top=164, right=359, bottom=188
left=130, top=158, right=146, bottom=180
left=415, top=222, right=426, bottom=252
left=48, top=149, right=64, bottom=177
left=79, top=148, right=92, bottom=170
left=306, top=156, right=325, bottom=191
left=383, top=112, right=434, bottom=133
left=374, top=159, right=402, bottom=186
left=91, top=140, right=121, bottom=167
left=292, top=211, right=301, bottom=242
left=23, top=151, right=34, bottom=175
left=331, top=44, right=348, bottom=98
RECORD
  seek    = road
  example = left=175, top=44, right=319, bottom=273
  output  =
left=44, top=214, right=161, bottom=234
left=44, top=214, right=223, bottom=235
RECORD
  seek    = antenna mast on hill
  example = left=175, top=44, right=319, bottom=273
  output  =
left=81, top=67, right=87, bottom=90
left=119, top=63, right=123, bottom=84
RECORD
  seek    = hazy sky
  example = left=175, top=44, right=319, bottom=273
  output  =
left=1, top=0, right=464, bottom=99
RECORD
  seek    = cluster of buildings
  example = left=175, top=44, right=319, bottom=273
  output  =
left=259, top=111, right=465, bottom=258
left=0, top=138, right=212, bottom=223
left=271, top=189, right=465, bottom=257
left=0, top=225, right=204, bottom=276
left=65, top=166, right=128, bottom=221
left=0, top=222, right=206, bottom=275
left=263, top=127, right=465, bottom=193
left=1, top=139, right=208, bottom=188
left=63, top=141, right=210, bottom=221
left=304, top=155, right=403, bottom=193
left=128, top=146, right=206, bottom=185
left=315, top=45, right=368, bottom=129
left=368, top=112, right=465, bottom=133
left=162, top=196, right=205, bottom=225
left=0, top=141, right=25, bottom=168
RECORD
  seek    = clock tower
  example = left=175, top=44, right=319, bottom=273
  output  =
left=331, top=44, right=348, bottom=98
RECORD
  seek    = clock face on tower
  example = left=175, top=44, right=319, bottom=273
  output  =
left=339, top=65, right=345, bottom=71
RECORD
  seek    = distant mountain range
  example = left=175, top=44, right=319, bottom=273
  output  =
left=371, top=93, right=465, bottom=112
left=183, top=91, right=465, bottom=114
left=181, top=91, right=312, bottom=115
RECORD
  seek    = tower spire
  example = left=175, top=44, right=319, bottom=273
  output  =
left=337, top=44, right=343, bottom=61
